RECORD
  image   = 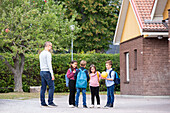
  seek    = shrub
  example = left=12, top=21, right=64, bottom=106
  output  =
left=0, top=53, right=120, bottom=93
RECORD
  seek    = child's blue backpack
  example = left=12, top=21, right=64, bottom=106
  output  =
left=109, top=70, right=120, bottom=85
left=76, top=68, right=87, bottom=88
left=65, top=68, right=71, bottom=87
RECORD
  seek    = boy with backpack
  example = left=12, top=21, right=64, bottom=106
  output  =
left=104, top=60, right=116, bottom=108
left=74, top=60, right=89, bottom=108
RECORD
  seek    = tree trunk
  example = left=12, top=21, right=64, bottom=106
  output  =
left=14, top=71, right=23, bottom=92
left=0, top=53, right=25, bottom=92
left=13, top=53, right=25, bottom=92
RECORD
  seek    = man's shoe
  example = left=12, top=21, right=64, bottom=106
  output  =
left=48, top=103, right=57, bottom=107
left=83, top=105, right=88, bottom=108
left=41, top=104, right=48, bottom=107
left=89, top=104, right=94, bottom=108
left=69, top=105, right=74, bottom=108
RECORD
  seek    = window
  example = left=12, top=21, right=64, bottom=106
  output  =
left=125, top=52, right=130, bottom=82
left=134, top=49, right=137, bottom=70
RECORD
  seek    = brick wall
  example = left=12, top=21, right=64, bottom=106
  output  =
left=143, top=37, right=170, bottom=96
left=120, top=36, right=170, bottom=96
left=120, top=36, right=144, bottom=95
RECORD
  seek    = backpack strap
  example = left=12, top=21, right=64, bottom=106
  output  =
left=89, top=74, right=91, bottom=82
left=70, top=68, right=78, bottom=72
left=114, top=71, right=117, bottom=81
left=79, top=68, right=86, bottom=72
left=97, top=71, right=100, bottom=85
left=97, top=71, right=99, bottom=81
left=109, top=70, right=113, bottom=78
left=83, top=69, right=86, bottom=72
left=69, top=68, right=72, bottom=72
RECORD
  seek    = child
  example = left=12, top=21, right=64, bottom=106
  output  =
left=104, top=60, right=115, bottom=108
left=66, top=60, right=78, bottom=108
left=74, top=60, right=89, bottom=108
left=89, top=64, right=101, bottom=108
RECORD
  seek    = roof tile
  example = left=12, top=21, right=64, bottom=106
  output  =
left=132, top=0, right=168, bottom=31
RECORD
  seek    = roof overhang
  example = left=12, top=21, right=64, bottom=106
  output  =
left=113, top=0, right=169, bottom=45
left=113, top=0, right=129, bottom=45
left=151, top=0, right=168, bottom=21
left=142, top=32, right=168, bottom=36
left=113, top=0, right=143, bottom=45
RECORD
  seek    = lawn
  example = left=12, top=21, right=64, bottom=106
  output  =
left=0, top=91, right=120, bottom=100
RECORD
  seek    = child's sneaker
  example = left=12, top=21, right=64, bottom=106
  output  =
left=104, top=104, right=109, bottom=109
left=69, top=105, right=74, bottom=108
left=75, top=105, right=78, bottom=108
left=109, top=104, right=113, bottom=108
left=83, top=105, right=88, bottom=108
left=97, top=104, right=100, bottom=108
left=89, top=105, right=94, bottom=108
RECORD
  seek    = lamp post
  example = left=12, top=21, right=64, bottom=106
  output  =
left=70, top=25, right=75, bottom=61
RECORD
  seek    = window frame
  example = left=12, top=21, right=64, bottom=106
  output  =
left=134, top=49, right=137, bottom=70
left=124, top=52, right=130, bottom=83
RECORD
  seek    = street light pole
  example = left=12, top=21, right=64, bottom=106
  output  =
left=71, top=36, right=73, bottom=61
left=70, top=25, right=75, bottom=61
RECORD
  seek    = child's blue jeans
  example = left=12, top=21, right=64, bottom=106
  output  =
left=75, top=88, right=87, bottom=106
left=106, top=85, right=115, bottom=105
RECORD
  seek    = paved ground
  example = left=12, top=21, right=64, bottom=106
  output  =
left=0, top=95, right=170, bottom=113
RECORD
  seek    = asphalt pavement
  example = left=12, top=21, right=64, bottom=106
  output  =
left=0, top=95, right=170, bottom=113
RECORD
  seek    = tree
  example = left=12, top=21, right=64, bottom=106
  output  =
left=0, top=0, right=80, bottom=92
left=58, top=0, right=121, bottom=52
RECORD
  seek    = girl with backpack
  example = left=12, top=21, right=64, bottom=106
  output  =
left=66, top=60, right=78, bottom=108
left=89, top=64, right=101, bottom=108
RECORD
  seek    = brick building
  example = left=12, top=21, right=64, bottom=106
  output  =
left=113, top=0, right=170, bottom=96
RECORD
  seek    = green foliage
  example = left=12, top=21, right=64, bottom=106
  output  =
left=0, top=0, right=81, bottom=53
left=58, top=0, right=121, bottom=52
left=0, top=53, right=120, bottom=92
left=0, top=0, right=81, bottom=91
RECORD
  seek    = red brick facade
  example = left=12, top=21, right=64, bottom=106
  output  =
left=120, top=36, right=170, bottom=96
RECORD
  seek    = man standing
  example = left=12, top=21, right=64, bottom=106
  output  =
left=39, top=41, right=57, bottom=107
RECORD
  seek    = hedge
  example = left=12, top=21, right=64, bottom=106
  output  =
left=0, top=53, right=120, bottom=93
